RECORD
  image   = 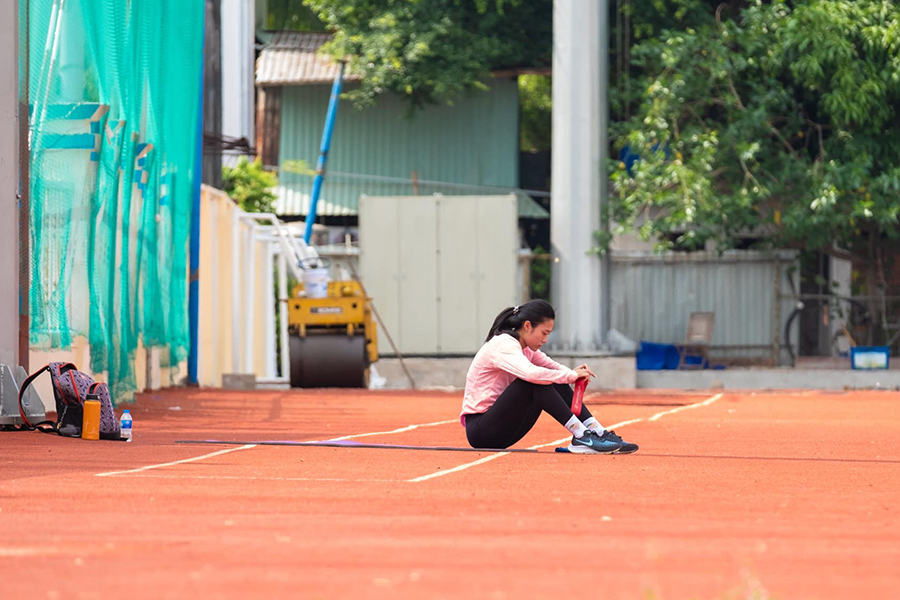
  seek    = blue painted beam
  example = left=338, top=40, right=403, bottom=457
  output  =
left=303, top=62, right=345, bottom=244
left=187, top=17, right=205, bottom=385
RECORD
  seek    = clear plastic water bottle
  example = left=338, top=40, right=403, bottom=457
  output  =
left=120, top=409, right=133, bottom=442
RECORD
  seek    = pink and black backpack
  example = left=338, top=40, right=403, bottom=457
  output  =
left=18, top=362, right=120, bottom=440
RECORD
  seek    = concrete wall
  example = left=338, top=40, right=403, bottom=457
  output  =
left=28, top=341, right=186, bottom=412
left=374, top=355, right=898, bottom=392
left=198, top=186, right=271, bottom=386
left=637, top=368, right=900, bottom=390
left=375, top=355, right=636, bottom=391
left=25, top=187, right=276, bottom=410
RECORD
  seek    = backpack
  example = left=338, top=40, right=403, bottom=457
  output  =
left=18, top=363, right=121, bottom=440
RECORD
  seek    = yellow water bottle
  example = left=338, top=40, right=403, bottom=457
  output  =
left=81, top=394, right=101, bottom=440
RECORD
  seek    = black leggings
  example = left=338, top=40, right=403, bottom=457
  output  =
left=464, top=379, right=595, bottom=449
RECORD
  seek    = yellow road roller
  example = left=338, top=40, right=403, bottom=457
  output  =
left=287, top=279, right=378, bottom=388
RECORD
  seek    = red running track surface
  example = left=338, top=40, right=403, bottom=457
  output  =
left=1, top=388, right=898, bottom=599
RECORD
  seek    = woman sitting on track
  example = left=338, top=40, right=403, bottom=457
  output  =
left=460, top=299, right=638, bottom=454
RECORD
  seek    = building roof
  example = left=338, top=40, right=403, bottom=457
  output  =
left=257, top=32, right=362, bottom=86
left=256, top=31, right=547, bottom=86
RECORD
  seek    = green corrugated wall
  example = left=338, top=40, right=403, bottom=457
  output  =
left=275, top=78, right=521, bottom=216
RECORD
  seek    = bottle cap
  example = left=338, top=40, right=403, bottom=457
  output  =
left=123, top=409, right=130, bottom=413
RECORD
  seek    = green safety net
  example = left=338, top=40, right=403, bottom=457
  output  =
left=22, top=0, right=203, bottom=401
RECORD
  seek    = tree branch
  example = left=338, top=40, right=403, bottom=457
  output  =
left=726, top=75, right=795, bottom=155
left=726, top=78, right=745, bottom=110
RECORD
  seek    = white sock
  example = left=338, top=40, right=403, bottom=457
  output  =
left=564, top=415, right=588, bottom=438
left=583, top=417, right=606, bottom=435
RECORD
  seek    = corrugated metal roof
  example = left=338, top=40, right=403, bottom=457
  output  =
left=274, top=183, right=549, bottom=219
left=256, top=32, right=362, bottom=86
left=256, top=32, right=542, bottom=87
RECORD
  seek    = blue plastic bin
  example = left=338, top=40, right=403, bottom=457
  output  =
left=636, top=342, right=681, bottom=370
left=850, top=346, right=890, bottom=370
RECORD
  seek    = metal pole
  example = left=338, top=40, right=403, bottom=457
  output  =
left=598, top=0, right=611, bottom=345
left=304, top=62, right=345, bottom=244
left=18, top=0, right=30, bottom=371
left=550, top=0, right=607, bottom=351
left=278, top=251, right=289, bottom=380
left=773, top=255, right=781, bottom=366
left=0, top=0, right=19, bottom=367
left=188, top=8, right=206, bottom=385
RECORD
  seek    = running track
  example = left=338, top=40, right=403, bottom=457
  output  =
left=2, top=388, right=898, bottom=599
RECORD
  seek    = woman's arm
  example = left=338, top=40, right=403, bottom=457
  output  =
left=493, top=339, right=578, bottom=385
left=529, top=349, right=569, bottom=371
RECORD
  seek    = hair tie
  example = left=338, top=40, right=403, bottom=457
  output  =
left=512, top=305, right=520, bottom=315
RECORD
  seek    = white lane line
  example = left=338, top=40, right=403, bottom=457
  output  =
left=94, top=419, right=458, bottom=478
left=648, top=393, right=723, bottom=421
left=408, top=453, right=510, bottom=483
left=95, top=444, right=257, bottom=477
left=409, top=418, right=646, bottom=483
left=526, top=417, right=646, bottom=451
left=408, top=393, right=725, bottom=483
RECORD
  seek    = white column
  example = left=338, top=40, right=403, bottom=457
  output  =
left=0, top=2, right=19, bottom=367
left=550, top=0, right=609, bottom=351
left=231, top=207, right=241, bottom=372
left=244, top=223, right=256, bottom=374
left=264, top=240, right=275, bottom=377
left=278, top=251, right=289, bottom=380
left=220, top=0, right=255, bottom=159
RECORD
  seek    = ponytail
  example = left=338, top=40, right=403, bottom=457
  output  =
left=484, top=299, right=556, bottom=342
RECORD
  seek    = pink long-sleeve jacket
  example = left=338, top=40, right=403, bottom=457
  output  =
left=460, top=333, right=578, bottom=425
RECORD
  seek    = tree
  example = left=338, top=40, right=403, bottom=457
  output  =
left=265, top=0, right=325, bottom=32
left=607, top=0, right=900, bottom=335
left=303, top=0, right=552, bottom=110
left=519, top=74, right=552, bottom=152
left=222, top=158, right=279, bottom=213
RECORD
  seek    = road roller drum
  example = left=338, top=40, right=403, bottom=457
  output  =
left=289, top=332, right=368, bottom=388
left=287, top=279, right=378, bottom=388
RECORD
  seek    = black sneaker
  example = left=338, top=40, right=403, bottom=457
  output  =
left=567, top=430, right=621, bottom=454
left=599, top=430, right=639, bottom=454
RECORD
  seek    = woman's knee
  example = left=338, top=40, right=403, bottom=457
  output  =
left=552, top=382, right=574, bottom=401
left=509, top=378, right=538, bottom=391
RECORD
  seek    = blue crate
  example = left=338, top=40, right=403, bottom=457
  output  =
left=636, top=342, right=681, bottom=370
left=850, top=346, right=890, bottom=370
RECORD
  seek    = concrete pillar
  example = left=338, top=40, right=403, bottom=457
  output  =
left=0, top=1, right=20, bottom=367
left=221, top=0, right=256, bottom=150
left=551, top=0, right=610, bottom=351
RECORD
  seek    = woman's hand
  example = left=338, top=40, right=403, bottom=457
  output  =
left=574, top=365, right=594, bottom=380
left=575, top=363, right=596, bottom=378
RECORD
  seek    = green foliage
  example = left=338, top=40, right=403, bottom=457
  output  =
left=529, top=246, right=552, bottom=300
left=221, top=158, right=279, bottom=213
left=519, top=75, right=552, bottom=152
left=303, top=0, right=552, bottom=110
left=281, top=159, right=317, bottom=177
left=266, top=0, right=325, bottom=32
left=608, top=0, right=900, bottom=255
